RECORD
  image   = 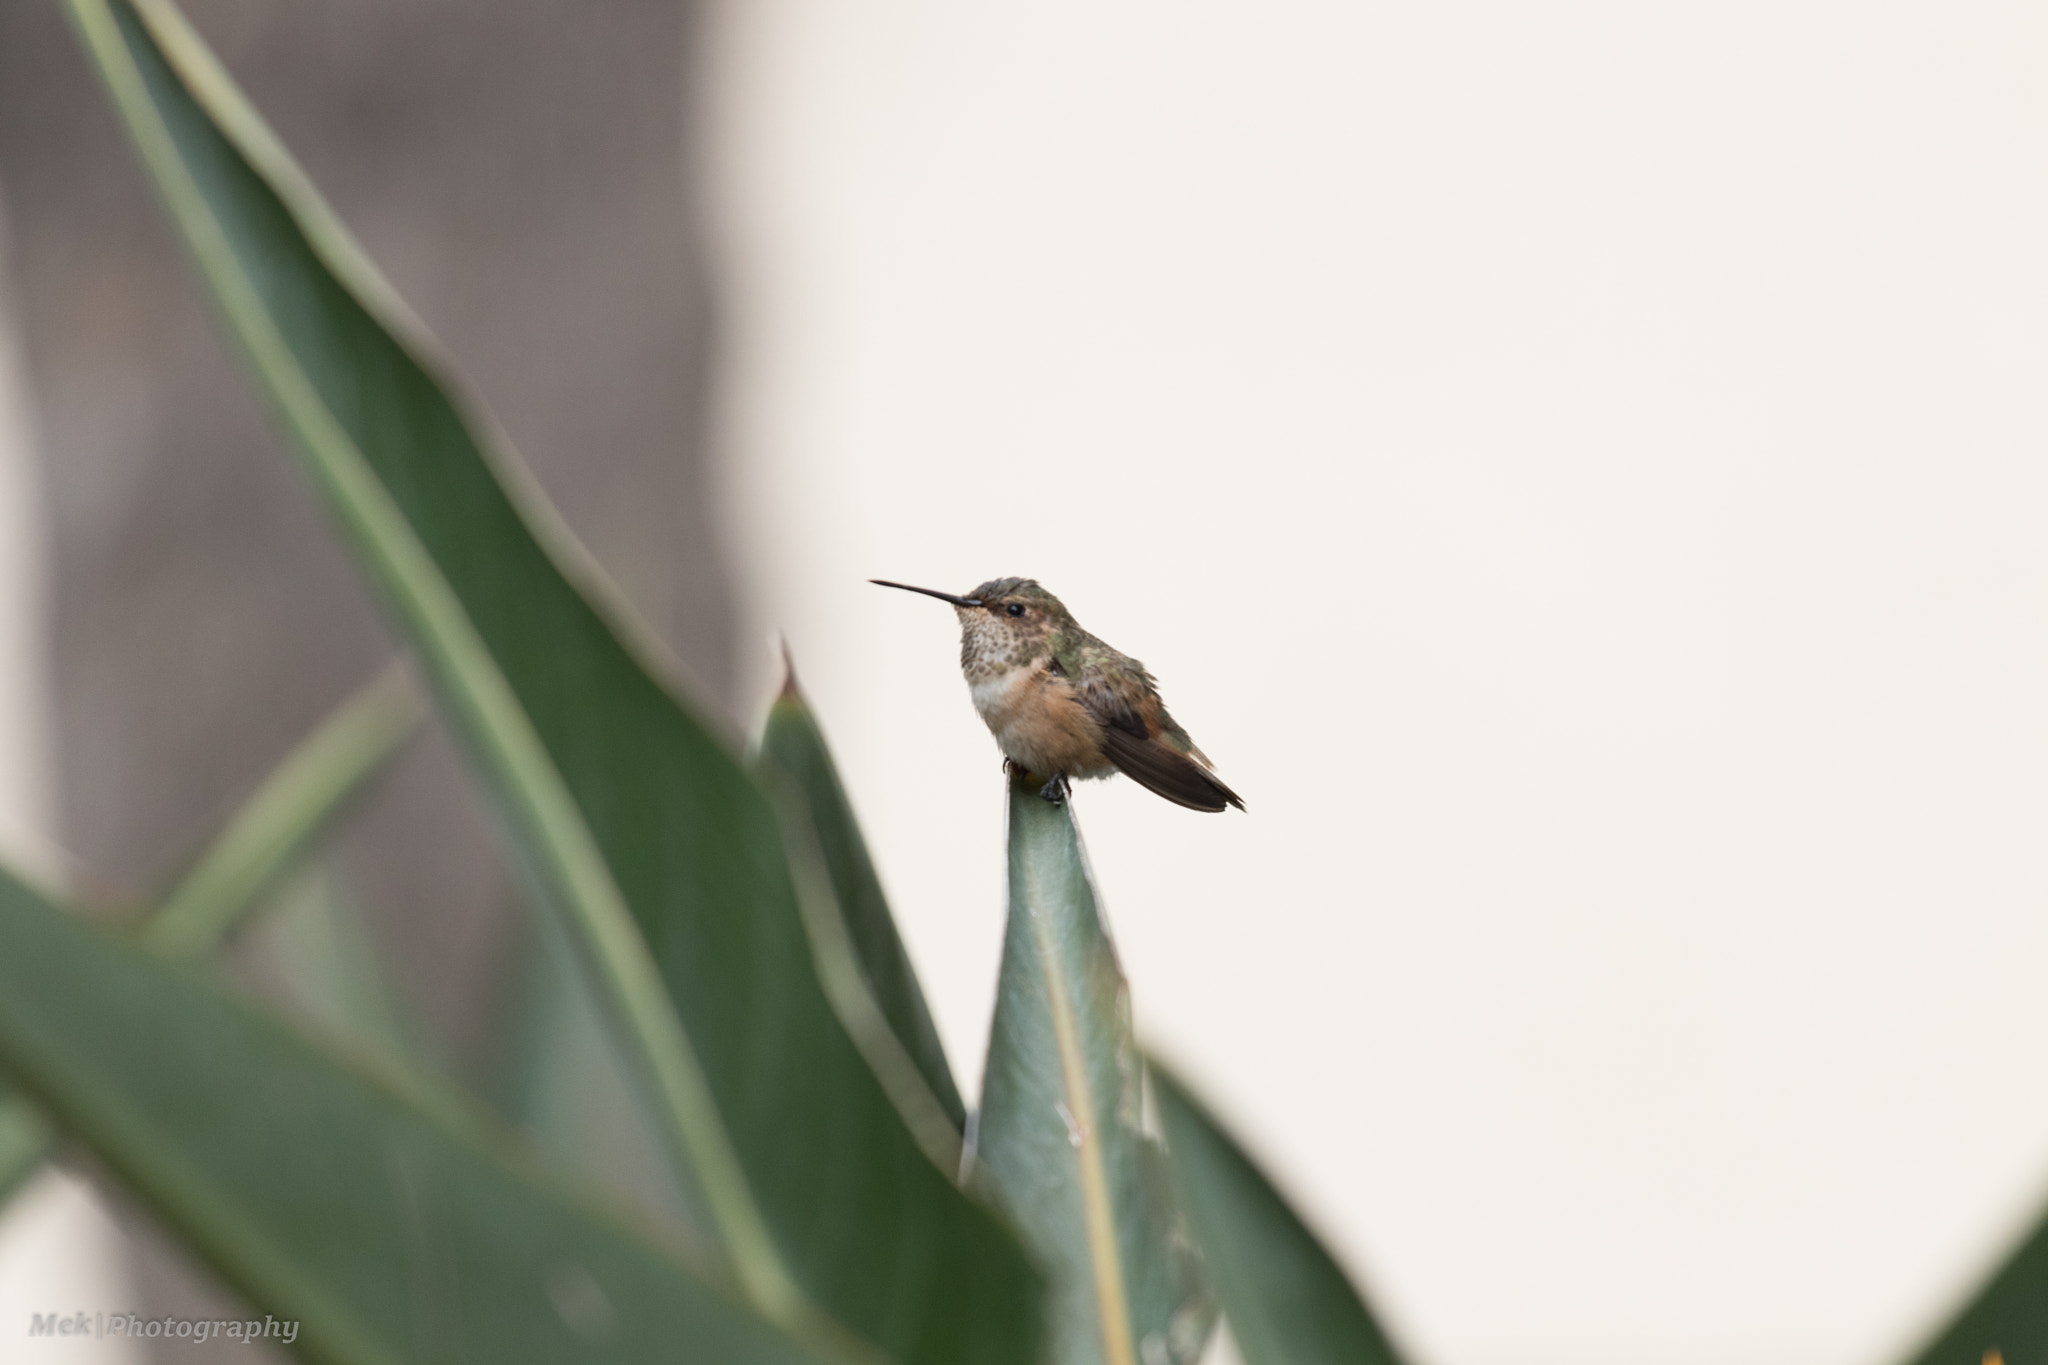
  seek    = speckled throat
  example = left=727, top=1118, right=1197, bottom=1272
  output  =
left=955, top=603, right=1055, bottom=680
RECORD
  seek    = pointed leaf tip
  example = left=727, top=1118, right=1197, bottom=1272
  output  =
left=753, top=671, right=968, bottom=1137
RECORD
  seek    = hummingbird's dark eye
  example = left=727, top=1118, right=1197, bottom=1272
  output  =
left=1005, top=603, right=1026, bottom=617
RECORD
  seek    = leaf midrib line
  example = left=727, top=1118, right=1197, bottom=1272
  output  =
left=1024, top=847, right=1137, bottom=1365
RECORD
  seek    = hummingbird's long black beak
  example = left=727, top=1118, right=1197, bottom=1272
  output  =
left=870, top=579, right=982, bottom=607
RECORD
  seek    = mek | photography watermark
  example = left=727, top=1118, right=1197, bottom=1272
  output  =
left=27, top=1312, right=300, bottom=1345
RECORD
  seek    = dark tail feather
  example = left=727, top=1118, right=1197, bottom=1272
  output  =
left=1100, top=727, right=1245, bottom=813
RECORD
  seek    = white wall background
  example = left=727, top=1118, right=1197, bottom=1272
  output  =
left=706, top=3, right=2048, bottom=1362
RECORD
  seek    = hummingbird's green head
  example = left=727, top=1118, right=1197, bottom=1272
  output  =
left=870, top=577, right=1076, bottom=675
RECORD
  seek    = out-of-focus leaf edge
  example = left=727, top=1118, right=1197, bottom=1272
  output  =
left=0, top=1099, right=50, bottom=1207
left=1897, top=1197, right=2048, bottom=1365
left=1150, top=1060, right=1404, bottom=1365
left=0, top=864, right=852, bottom=1365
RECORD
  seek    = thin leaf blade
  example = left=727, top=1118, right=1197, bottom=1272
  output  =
left=145, top=661, right=422, bottom=958
left=976, top=776, right=1213, bottom=1365
left=1151, top=1063, right=1404, bottom=1365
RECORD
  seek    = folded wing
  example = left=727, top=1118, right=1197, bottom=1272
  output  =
left=1098, top=724, right=1245, bottom=812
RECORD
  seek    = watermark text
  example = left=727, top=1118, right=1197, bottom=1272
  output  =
left=28, top=1312, right=299, bottom=1345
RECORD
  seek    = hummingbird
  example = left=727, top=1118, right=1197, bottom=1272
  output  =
left=872, top=577, right=1244, bottom=812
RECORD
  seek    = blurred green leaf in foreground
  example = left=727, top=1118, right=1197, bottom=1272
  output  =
left=1153, top=1062, right=1405, bottom=1365
left=56, top=0, right=1044, bottom=1357
left=0, top=664, right=424, bottom=1206
left=0, top=864, right=849, bottom=1365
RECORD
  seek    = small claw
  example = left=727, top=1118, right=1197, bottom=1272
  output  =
left=1039, top=772, right=1071, bottom=805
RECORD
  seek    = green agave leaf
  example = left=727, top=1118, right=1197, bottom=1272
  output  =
left=753, top=667, right=967, bottom=1149
left=975, top=775, right=1214, bottom=1365
left=0, top=664, right=423, bottom=1207
left=0, top=1093, right=50, bottom=1207
left=499, top=906, right=692, bottom=1236
left=1898, top=1202, right=2048, bottom=1365
left=64, top=0, right=779, bottom=1315
left=1150, top=1063, right=1404, bottom=1365
left=0, top=865, right=846, bottom=1365
left=65, top=1, right=1042, bottom=1357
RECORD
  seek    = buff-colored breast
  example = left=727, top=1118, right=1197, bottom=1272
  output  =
left=969, top=663, right=1116, bottom=779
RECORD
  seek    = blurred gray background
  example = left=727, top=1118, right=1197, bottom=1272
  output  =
left=0, top=1, right=732, bottom=1358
